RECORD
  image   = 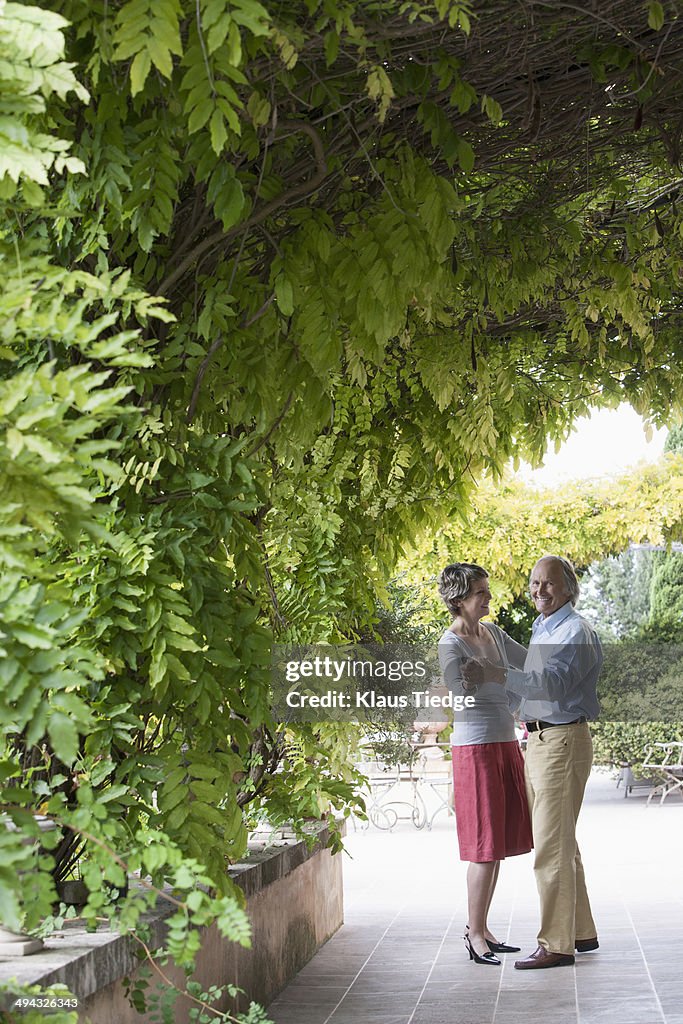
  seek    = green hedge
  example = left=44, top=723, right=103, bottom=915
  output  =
left=591, top=721, right=683, bottom=775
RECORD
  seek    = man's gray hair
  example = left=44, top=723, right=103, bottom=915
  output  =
left=438, top=562, right=488, bottom=617
left=531, top=555, right=580, bottom=606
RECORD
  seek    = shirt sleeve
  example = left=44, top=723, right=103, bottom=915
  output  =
left=438, top=639, right=467, bottom=697
left=506, top=623, right=602, bottom=703
left=501, top=632, right=527, bottom=670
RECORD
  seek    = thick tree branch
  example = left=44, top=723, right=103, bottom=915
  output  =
left=246, top=391, right=295, bottom=457
left=158, top=121, right=328, bottom=297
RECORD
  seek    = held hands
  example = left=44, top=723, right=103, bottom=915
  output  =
left=461, top=657, right=485, bottom=690
left=461, top=657, right=506, bottom=688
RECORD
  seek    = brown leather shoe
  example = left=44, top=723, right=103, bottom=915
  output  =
left=514, top=945, right=575, bottom=969
left=575, top=937, right=599, bottom=952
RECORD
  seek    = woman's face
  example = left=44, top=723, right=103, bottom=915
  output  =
left=457, top=579, right=492, bottom=619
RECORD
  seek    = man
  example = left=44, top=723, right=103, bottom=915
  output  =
left=463, top=554, right=602, bottom=969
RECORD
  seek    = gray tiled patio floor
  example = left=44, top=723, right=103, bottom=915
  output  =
left=267, top=772, right=683, bottom=1024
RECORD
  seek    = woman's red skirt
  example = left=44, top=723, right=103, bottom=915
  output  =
left=451, top=741, right=533, bottom=862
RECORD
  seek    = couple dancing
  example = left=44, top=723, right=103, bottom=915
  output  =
left=437, top=556, right=602, bottom=970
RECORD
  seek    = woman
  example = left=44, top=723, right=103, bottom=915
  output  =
left=438, top=562, right=532, bottom=966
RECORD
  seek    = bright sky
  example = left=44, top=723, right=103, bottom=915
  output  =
left=514, top=405, right=669, bottom=487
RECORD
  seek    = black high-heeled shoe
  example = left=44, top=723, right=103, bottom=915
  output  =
left=487, top=939, right=521, bottom=953
left=464, top=934, right=501, bottom=966
left=464, top=925, right=520, bottom=954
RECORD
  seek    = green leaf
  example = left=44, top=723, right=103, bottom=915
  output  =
left=147, top=35, right=173, bottom=78
left=456, top=137, right=475, bottom=172
left=274, top=274, right=294, bottom=316
left=214, top=173, right=245, bottom=229
left=450, top=77, right=477, bottom=114
left=11, top=624, right=53, bottom=649
left=324, top=31, right=339, bottom=66
left=226, top=19, right=243, bottom=64
left=188, top=97, right=213, bottom=133
left=98, top=783, right=130, bottom=803
left=186, top=888, right=204, bottom=911
left=209, top=108, right=228, bottom=154
left=47, top=712, right=80, bottom=765
left=230, top=0, right=271, bottom=36
left=130, top=50, right=152, bottom=96
left=648, top=1, right=665, bottom=30
left=482, top=94, right=503, bottom=125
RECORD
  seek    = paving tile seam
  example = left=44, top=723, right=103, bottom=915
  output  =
left=317, top=902, right=411, bottom=1024
left=491, top=859, right=524, bottom=1024
left=405, top=908, right=462, bottom=1024
left=571, top=946, right=581, bottom=1024
left=268, top=777, right=682, bottom=1024
left=620, top=889, right=669, bottom=1024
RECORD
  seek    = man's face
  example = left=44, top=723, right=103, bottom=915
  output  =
left=529, top=559, right=571, bottom=618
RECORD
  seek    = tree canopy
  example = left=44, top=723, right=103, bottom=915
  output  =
left=399, top=453, right=683, bottom=624
left=580, top=547, right=657, bottom=639
left=4, top=0, right=683, bottom=638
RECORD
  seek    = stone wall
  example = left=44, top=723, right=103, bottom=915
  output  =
left=0, top=825, right=343, bottom=1023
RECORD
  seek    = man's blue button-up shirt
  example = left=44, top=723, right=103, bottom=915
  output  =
left=506, top=601, right=602, bottom=723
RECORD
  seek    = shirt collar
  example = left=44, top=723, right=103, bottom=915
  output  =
left=533, top=601, right=575, bottom=634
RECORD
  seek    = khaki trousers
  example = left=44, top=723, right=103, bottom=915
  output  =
left=525, top=722, right=596, bottom=956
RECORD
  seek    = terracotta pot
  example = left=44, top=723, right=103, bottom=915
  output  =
left=412, top=720, right=449, bottom=744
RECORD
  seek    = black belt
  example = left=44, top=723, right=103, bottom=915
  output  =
left=526, top=716, right=587, bottom=733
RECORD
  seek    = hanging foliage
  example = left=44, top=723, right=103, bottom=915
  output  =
left=3, top=2, right=683, bottom=1006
